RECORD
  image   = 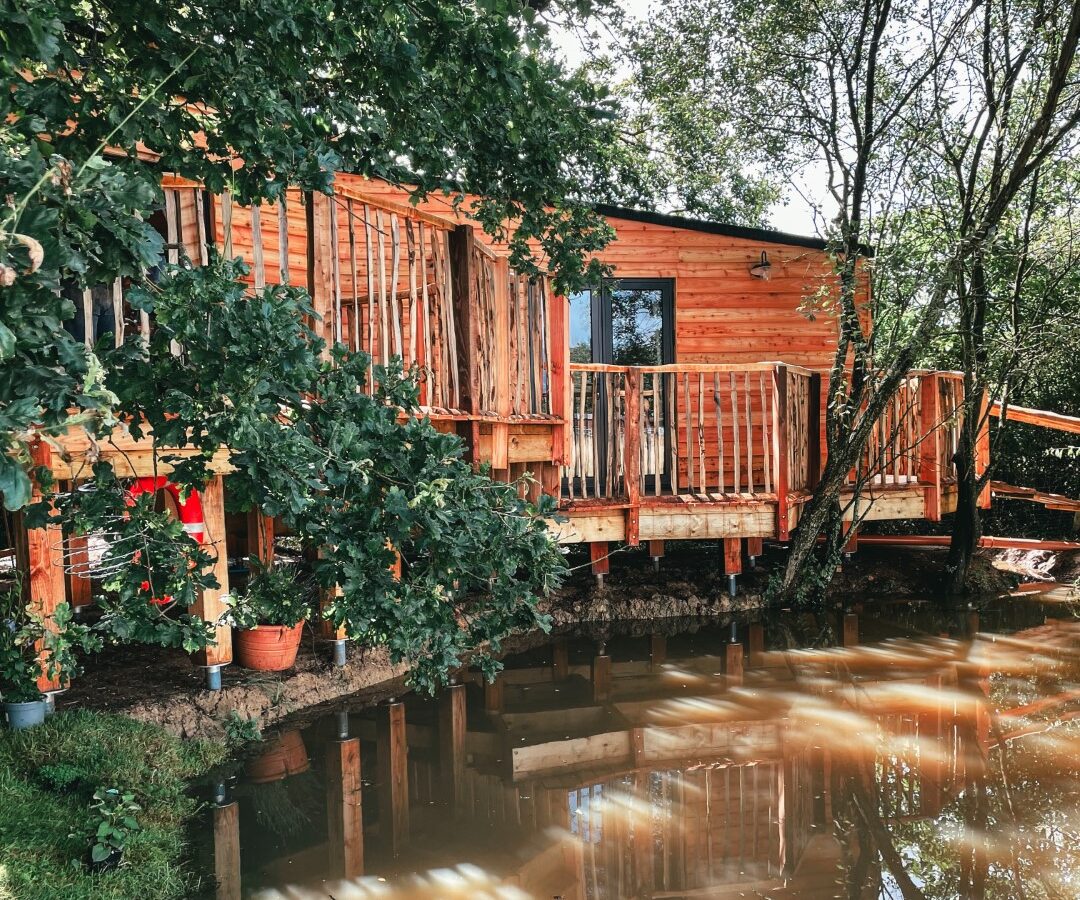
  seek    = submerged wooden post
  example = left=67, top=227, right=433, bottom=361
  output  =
left=591, top=653, right=612, bottom=702
left=193, top=474, right=233, bottom=689
left=377, top=701, right=409, bottom=854
left=439, top=683, right=466, bottom=809
left=326, top=737, right=364, bottom=879
left=212, top=801, right=242, bottom=900
left=919, top=372, right=943, bottom=522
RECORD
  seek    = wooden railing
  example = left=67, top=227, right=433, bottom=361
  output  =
left=566, top=363, right=817, bottom=513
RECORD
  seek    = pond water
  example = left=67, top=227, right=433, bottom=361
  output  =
left=200, top=595, right=1079, bottom=898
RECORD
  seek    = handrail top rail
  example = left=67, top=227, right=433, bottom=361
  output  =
left=568, top=361, right=815, bottom=376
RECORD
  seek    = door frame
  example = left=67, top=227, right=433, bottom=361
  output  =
left=589, top=277, right=676, bottom=365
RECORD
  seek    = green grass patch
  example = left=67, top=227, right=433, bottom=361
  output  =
left=0, top=710, right=227, bottom=900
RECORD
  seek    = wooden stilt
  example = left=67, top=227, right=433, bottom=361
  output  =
left=589, top=542, right=610, bottom=580
left=439, top=683, right=466, bottom=809
left=212, top=801, right=242, bottom=900
left=191, top=475, right=233, bottom=675
left=746, top=536, right=763, bottom=559
left=13, top=443, right=67, bottom=691
left=591, top=654, right=612, bottom=702
left=722, top=538, right=742, bottom=575
left=843, top=521, right=858, bottom=554
left=376, top=702, right=409, bottom=854
left=65, top=533, right=93, bottom=611
left=326, top=738, right=364, bottom=879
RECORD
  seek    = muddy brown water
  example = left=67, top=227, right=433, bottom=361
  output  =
left=197, top=595, right=1079, bottom=898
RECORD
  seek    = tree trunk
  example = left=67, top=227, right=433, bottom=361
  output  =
left=946, top=439, right=981, bottom=596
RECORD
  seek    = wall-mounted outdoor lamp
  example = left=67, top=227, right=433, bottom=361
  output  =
left=749, top=251, right=772, bottom=279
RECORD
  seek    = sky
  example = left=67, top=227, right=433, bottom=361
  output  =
left=549, top=0, right=824, bottom=237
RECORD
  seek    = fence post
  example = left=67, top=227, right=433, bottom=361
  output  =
left=624, top=368, right=642, bottom=546
left=772, top=365, right=790, bottom=540
left=808, top=371, right=822, bottom=488
left=976, top=388, right=991, bottom=508
left=919, top=373, right=943, bottom=522
left=448, top=225, right=481, bottom=461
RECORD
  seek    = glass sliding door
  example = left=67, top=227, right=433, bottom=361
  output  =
left=566, top=280, right=674, bottom=496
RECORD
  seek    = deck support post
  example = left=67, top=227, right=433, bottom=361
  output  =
left=439, top=683, right=466, bottom=810
left=589, top=541, right=609, bottom=588
left=376, top=701, right=410, bottom=854
left=746, top=536, right=763, bottom=570
left=772, top=364, right=791, bottom=540
left=13, top=442, right=67, bottom=693
left=246, top=509, right=274, bottom=565
left=722, top=537, right=742, bottom=598
left=843, top=522, right=858, bottom=559
left=648, top=539, right=665, bottom=572
left=326, top=736, right=364, bottom=879
left=193, top=474, right=233, bottom=690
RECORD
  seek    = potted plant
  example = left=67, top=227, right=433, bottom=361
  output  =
left=1, top=590, right=97, bottom=729
left=229, top=562, right=310, bottom=671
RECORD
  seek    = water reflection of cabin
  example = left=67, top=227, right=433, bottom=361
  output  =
left=25, top=173, right=989, bottom=683
left=210, top=613, right=1023, bottom=899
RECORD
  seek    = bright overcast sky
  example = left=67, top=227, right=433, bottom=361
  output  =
left=549, top=0, right=824, bottom=236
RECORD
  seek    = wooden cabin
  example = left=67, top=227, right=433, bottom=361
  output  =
left=11, top=172, right=987, bottom=685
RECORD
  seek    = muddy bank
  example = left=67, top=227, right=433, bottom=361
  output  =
left=59, top=543, right=1046, bottom=740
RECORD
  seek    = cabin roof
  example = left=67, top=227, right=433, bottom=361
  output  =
left=594, top=204, right=872, bottom=256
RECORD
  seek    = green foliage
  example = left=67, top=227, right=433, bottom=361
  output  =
left=0, top=710, right=227, bottom=899
left=229, top=562, right=312, bottom=630
left=89, top=788, right=141, bottom=864
left=0, top=587, right=100, bottom=703
left=222, top=711, right=263, bottom=749
left=110, top=259, right=565, bottom=690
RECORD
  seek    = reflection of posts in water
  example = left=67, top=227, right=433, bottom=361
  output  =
left=377, top=701, right=410, bottom=854
left=649, top=634, right=666, bottom=670
left=439, top=683, right=466, bottom=810
left=842, top=612, right=859, bottom=647
left=326, top=737, right=364, bottom=879
left=483, top=672, right=504, bottom=712
left=632, top=772, right=655, bottom=895
left=552, top=638, right=569, bottom=680
left=213, top=801, right=242, bottom=900
left=748, top=622, right=765, bottom=666
left=725, top=631, right=744, bottom=687
left=591, top=652, right=612, bottom=702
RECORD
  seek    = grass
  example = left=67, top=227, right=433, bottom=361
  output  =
left=0, top=710, right=228, bottom=900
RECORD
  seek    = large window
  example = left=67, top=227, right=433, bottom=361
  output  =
left=570, top=279, right=674, bottom=365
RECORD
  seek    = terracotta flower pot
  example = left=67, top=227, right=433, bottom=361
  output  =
left=245, top=729, right=310, bottom=784
left=234, top=622, right=304, bottom=672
